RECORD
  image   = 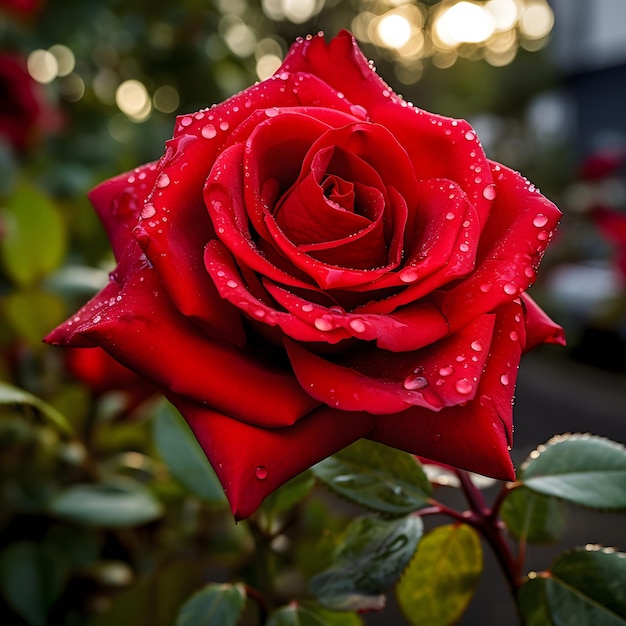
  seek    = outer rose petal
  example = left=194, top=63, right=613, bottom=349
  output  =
left=521, top=293, right=566, bottom=351
left=175, top=396, right=375, bottom=520
left=46, top=243, right=319, bottom=428
left=440, top=163, right=562, bottom=331
left=367, top=300, right=527, bottom=480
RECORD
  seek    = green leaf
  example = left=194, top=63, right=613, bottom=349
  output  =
left=0, top=541, right=70, bottom=626
left=153, top=401, right=227, bottom=505
left=521, top=434, right=626, bottom=511
left=312, top=439, right=433, bottom=515
left=518, top=577, right=554, bottom=626
left=310, top=514, right=423, bottom=612
left=175, top=582, right=246, bottom=626
left=267, top=604, right=328, bottom=626
left=48, top=479, right=164, bottom=527
left=396, top=523, right=483, bottom=626
left=0, top=380, right=72, bottom=434
left=501, top=486, right=567, bottom=545
left=260, top=470, right=316, bottom=519
left=0, top=181, right=66, bottom=287
left=268, top=603, right=363, bottom=626
left=4, top=289, right=66, bottom=348
left=518, top=547, right=626, bottom=625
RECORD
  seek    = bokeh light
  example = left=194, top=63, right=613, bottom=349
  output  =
left=115, top=80, right=152, bottom=122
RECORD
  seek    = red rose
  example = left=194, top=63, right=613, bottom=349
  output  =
left=0, top=53, right=53, bottom=152
left=46, top=31, right=564, bottom=519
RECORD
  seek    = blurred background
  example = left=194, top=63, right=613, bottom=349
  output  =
left=1, top=1, right=625, bottom=625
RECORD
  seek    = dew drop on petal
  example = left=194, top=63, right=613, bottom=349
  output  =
left=500, top=374, right=510, bottom=386
left=156, top=173, right=171, bottom=188
left=349, top=319, right=366, bottom=333
left=470, top=341, right=483, bottom=352
left=201, top=124, right=217, bottom=139
left=465, top=130, right=475, bottom=141
left=314, top=317, right=333, bottom=332
left=255, top=466, right=268, bottom=480
left=509, top=331, right=519, bottom=341
left=226, top=279, right=238, bottom=288
left=399, top=267, right=419, bottom=283
left=445, top=212, right=455, bottom=220
left=455, top=378, right=473, bottom=395
left=141, top=203, right=156, bottom=219
left=483, top=184, right=497, bottom=200
left=350, top=104, right=368, bottom=118
left=533, top=214, right=548, bottom=227
left=220, top=121, right=229, bottom=131
left=439, top=365, right=454, bottom=377
left=479, top=282, right=492, bottom=293
left=301, top=303, right=314, bottom=313
left=180, top=115, right=193, bottom=127
left=403, top=375, right=428, bottom=391
left=265, top=107, right=280, bottom=117
left=504, top=283, right=517, bottom=295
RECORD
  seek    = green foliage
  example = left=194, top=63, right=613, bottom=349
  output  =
left=0, top=182, right=67, bottom=288
left=153, top=400, right=227, bottom=506
left=312, top=439, right=433, bottom=515
left=396, top=524, right=483, bottom=626
left=0, top=380, right=73, bottom=434
left=310, top=514, right=423, bottom=611
left=520, top=434, right=626, bottom=511
left=518, top=547, right=626, bottom=625
left=501, top=486, right=567, bottom=545
left=175, top=582, right=247, bottom=626
left=48, top=480, right=164, bottom=527
left=267, top=603, right=363, bottom=625
left=0, top=541, right=70, bottom=626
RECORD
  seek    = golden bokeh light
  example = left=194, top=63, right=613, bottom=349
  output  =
left=115, top=79, right=152, bottom=122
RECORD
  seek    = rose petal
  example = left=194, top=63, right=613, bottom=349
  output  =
left=176, top=395, right=376, bottom=520
left=440, top=163, right=562, bottom=330
left=285, top=313, right=495, bottom=414
left=88, top=162, right=159, bottom=260
left=521, top=293, right=566, bottom=351
left=46, top=243, right=320, bottom=428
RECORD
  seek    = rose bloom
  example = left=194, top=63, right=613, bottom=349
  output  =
left=46, top=32, right=564, bottom=519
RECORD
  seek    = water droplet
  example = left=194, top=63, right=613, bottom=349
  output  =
left=455, top=378, right=473, bottom=395
left=202, top=124, right=217, bottom=139
left=509, top=331, right=519, bottom=341
left=226, top=279, right=238, bottom=288
left=399, top=267, right=419, bottom=283
left=301, top=303, right=314, bottom=313
left=504, top=283, right=517, bottom=295
left=446, top=212, right=455, bottom=220
left=470, top=341, right=483, bottom=352
left=350, top=104, right=368, bottom=118
left=255, top=466, right=268, bottom=480
left=180, top=115, right=193, bottom=127
left=265, top=107, right=280, bottom=117
left=533, top=214, right=548, bottom=228
left=403, top=375, right=428, bottom=391
left=500, top=374, right=510, bottom=385
left=459, top=243, right=470, bottom=253
left=157, top=173, right=171, bottom=188
left=314, top=317, right=333, bottom=332
left=349, top=319, right=366, bottom=333
left=439, top=365, right=454, bottom=377
left=479, top=282, right=492, bottom=293
left=141, top=203, right=156, bottom=219
left=92, top=315, right=102, bottom=323
left=219, top=121, right=229, bottom=131
left=465, top=130, right=475, bottom=141
left=483, top=184, right=497, bottom=200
